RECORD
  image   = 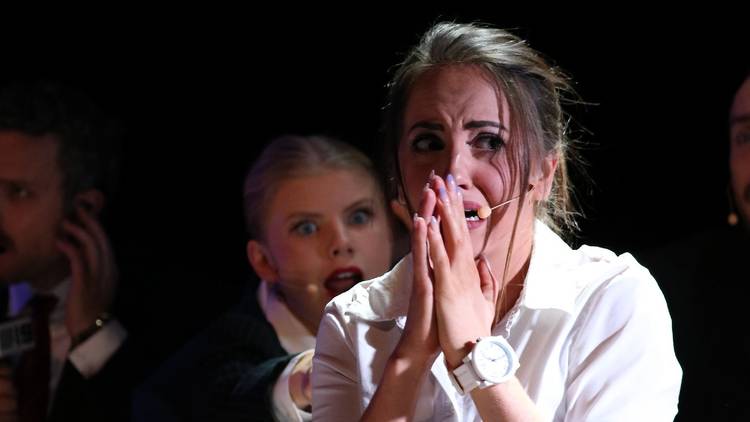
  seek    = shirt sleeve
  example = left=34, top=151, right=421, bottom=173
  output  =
left=563, top=265, right=682, bottom=421
left=311, top=308, right=363, bottom=420
left=68, top=319, right=127, bottom=378
left=271, top=349, right=313, bottom=422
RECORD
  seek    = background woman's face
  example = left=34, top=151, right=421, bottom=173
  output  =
left=260, top=168, right=393, bottom=331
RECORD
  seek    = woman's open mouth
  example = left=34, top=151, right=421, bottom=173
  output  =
left=462, top=201, right=486, bottom=230
left=324, top=267, right=364, bottom=296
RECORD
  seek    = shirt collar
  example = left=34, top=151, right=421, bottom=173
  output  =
left=340, top=220, right=631, bottom=322
left=257, top=281, right=316, bottom=354
left=523, top=221, right=630, bottom=314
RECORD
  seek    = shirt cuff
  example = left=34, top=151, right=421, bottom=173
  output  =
left=271, top=350, right=313, bottom=422
left=68, top=319, right=127, bottom=378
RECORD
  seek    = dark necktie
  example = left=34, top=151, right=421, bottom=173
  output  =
left=14, top=294, right=57, bottom=422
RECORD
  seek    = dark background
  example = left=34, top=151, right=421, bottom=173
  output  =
left=2, top=11, right=748, bottom=367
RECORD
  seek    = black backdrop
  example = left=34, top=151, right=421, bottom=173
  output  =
left=2, top=11, right=748, bottom=365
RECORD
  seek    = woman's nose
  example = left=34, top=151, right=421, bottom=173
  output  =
left=445, top=145, right=472, bottom=191
left=329, top=223, right=354, bottom=258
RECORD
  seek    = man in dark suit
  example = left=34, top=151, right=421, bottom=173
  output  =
left=637, top=70, right=750, bottom=421
left=0, top=81, right=134, bottom=422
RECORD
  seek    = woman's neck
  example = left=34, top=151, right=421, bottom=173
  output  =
left=495, top=256, right=531, bottom=324
left=485, top=227, right=534, bottom=325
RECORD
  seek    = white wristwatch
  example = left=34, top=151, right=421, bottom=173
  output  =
left=451, top=336, right=519, bottom=395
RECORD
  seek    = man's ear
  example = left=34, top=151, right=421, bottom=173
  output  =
left=73, top=189, right=105, bottom=215
left=247, top=240, right=279, bottom=282
left=532, top=153, right=559, bottom=201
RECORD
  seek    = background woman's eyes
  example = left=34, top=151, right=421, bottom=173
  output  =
left=291, top=220, right=318, bottom=236
left=412, top=134, right=444, bottom=152
left=348, top=208, right=374, bottom=226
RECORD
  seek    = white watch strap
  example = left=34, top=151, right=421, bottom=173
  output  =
left=451, top=359, right=480, bottom=395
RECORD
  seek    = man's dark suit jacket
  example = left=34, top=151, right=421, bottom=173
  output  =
left=48, top=338, right=141, bottom=422
left=0, top=285, right=142, bottom=422
left=637, top=226, right=750, bottom=421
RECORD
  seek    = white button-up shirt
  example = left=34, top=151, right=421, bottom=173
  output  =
left=313, top=222, right=682, bottom=421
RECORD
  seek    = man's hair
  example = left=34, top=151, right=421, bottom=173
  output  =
left=0, top=81, right=122, bottom=206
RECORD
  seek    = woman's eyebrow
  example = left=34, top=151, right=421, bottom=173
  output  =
left=343, top=198, right=375, bottom=214
left=407, top=120, right=505, bottom=134
left=465, top=120, right=504, bottom=130
left=284, top=212, right=321, bottom=223
left=408, top=121, right=443, bottom=134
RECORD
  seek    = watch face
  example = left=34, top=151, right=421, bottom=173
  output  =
left=473, top=338, right=513, bottom=383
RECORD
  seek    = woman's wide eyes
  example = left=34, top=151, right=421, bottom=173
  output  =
left=412, top=134, right=444, bottom=152
left=411, top=133, right=505, bottom=153
left=470, top=133, right=505, bottom=151
left=292, top=221, right=318, bottom=236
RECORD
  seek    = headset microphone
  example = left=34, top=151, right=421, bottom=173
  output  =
left=477, top=185, right=535, bottom=220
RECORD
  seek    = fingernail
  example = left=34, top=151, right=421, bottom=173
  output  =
left=428, top=169, right=435, bottom=182
left=423, top=182, right=430, bottom=192
left=430, top=215, right=438, bottom=227
left=439, top=186, right=449, bottom=203
left=446, top=173, right=456, bottom=191
left=413, top=213, right=419, bottom=223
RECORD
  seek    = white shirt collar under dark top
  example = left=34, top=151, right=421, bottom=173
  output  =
left=257, top=281, right=316, bottom=354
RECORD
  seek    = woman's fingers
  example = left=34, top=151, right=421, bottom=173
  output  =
left=426, top=216, right=451, bottom=294
left=402, top=214, right=439, bottom=355
left=418, top=180, right=437, bottom=222
left=431, top=175, right=462, bottom=256
left=411, top=214, right=431, bottom=295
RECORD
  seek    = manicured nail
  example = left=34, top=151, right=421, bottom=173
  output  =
left=430, top=216, right=438, bottom=227
left=428, top=169, right=435, bottom=182
left=439, top=186, right=449, bottom=203
left=446, top=173, right=456, bottom=192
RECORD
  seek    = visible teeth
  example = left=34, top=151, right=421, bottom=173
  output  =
left=336, top=272, right=355, bottom=279
left=466, top=216, right=480, bottom=221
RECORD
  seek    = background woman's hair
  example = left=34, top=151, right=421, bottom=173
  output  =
left=242, top=134, right=385, bottom=241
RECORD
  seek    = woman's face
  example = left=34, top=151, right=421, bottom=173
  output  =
left=250, top=168, right=393, bottom=333
left=398, top=65, right=551, bottom=258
